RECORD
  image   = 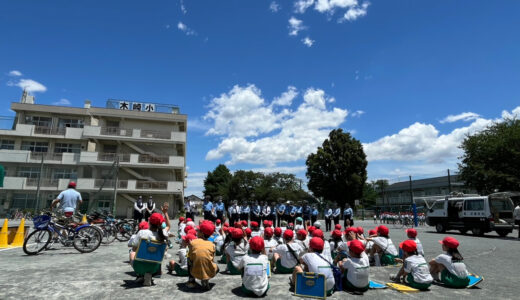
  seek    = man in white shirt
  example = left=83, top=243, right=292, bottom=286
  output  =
left=51, top=181, right=82, bottom=218
left=332, top=204, right=341, bottom=226
left=514, top=203, right=520, bottom=239
left=325, top=206, right=333, bottom=231
left=238, top=236, right=270, bottom=297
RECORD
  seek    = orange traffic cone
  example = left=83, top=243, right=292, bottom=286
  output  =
left=0, top=219, right=8, bottom=248
left=10, top=218, right=25, bottom=247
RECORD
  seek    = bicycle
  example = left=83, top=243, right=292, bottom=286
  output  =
left=115, top=219, right=136, bottom=242
left=87, top=211, right=117, bottom=244
left=23, top=212, right=102, bottom=255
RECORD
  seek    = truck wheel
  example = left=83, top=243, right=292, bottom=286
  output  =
left=496, top=230, right=509, bottom=237
left=472, top=227, right=484, bottom=236
left=435, top=223, right=446, bottom=233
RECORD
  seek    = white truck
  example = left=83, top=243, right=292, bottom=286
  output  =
left=426, top=192, right=516, bottom=237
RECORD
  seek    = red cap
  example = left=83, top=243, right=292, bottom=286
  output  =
left=188, top=229, right=197, bottom=236
left=184, top=225, right=194, bottom=234
left=309, top=237, right=324, bottom=251
left=377, top=225, right=389, bottom=236
left=179, top=216, right=185, bottom=222
left=216, top=219, right=221, bottom=224
left=245, top=228, right=252, bottom=237
left=406, top=228, right=417, bottom=238
left=368, top=229, right=377, bottom=236
left=138, top=221, right=149, bottom=230
left=312, top=229, right=324, bottom=239
left=356, top=227, right=364, bottom=234
left=251, top=221, right=259, bottom=228
left=149, top=213, right=163, bottom=226
left=263, top=220, right=269, bottom=226
left=331, top=229, right=342, bottom=238
left=307, top=226, right=316, bottom=233
left=200, top=221, right=215, bottom=236
left=439, top=236, right=459, bottom=249
left=68, top=181, right=76, bottom=188
left=297, top=229, right=308, bottom=238
left=400, top=240, right=417, bottom=253
left=283, top=229, right=294, bottom=240
left=224, top=222, right=229, bottom=227
left=335, top=224, right=342, bottom=230
left=289, top=223, right=294, bottom=227
left=348, top=240, right=365, bottom=255
left=234, top=222, right=242, bottom=228
left=232, top=228, right=244, bottom=239
left=186, top=218, right=192, bottom=222
left=182, top=233, right=197, bottom=242
left=268, top=221, right=273, bottom=227
left=249, top=236, right=265, bottom=252
left=241, top=220, right=248, bottom=227
left=345, top=227, right=356, bottom=235
left=274, top=227, right=282, bottom=236
left=264, top=227, right=274, bottom=237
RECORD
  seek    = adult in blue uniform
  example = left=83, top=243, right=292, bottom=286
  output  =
left=215, top=196, right=225, bottom=223
left=302, top=202, right=311, bottom=223
left=343, top=204, right=354, bottom=227
left=203, top=195, right=214, bottom=221
left=332, top=203, right=341, bottom=226
left=240, top=200, right=250, bottom=225
left=324, top=205, right=333, bottom=231
left=251, top=201, right=261, bottom=224
left=311, top=205, right=319, bottom=225
left=270, top=201, right=277, bottom=224
left=277, top=200, right=286, bottom=227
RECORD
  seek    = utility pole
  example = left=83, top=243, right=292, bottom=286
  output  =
left=112, top=156, right=120, bottom=216
left=35, top=154, right=44, bottom=212
left=447, top=169, right=452, bottom=194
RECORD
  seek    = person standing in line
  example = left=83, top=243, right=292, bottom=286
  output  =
left=514, top=202, right=520, bottom=239
left=303, top=202, right=311, bottom=223
left=215, top=196, right=225, bottom=224
left=133, top=196, right=145, bottom=223
left=270, top=201, right=277, bottom=224
left=184, top=197, right=195, bottom=221
left=297, top=202, right=304, bottom=219
left=311, top=205, right=319, bottom=226
left=229, top=200, right=240, bottom=225
left=262, top=201, right=271, bottom=224
left=240, top=200, right=250, bottom=225
left=144, top=196, right=156, bottom=221
left=332, top=203, right=341, bottom=226
left=289, top=202, right=297, bottom=224
left=277, top=200, right=286, bottom=227
left=344, top=204, right=354, bottom=227
left=203, top=195, right=214, bottom=221
left=252, top=201, right=261, bottom=224
left=325, top=205, right=333, bottom=231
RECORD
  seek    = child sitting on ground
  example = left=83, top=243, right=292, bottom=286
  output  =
left=168, top=233, right=197, bottom=276
left=404, top=228, right=424, bottom=256
left=263, top=227, right=278, bottom=260
left=311, top=229, right=333, bottom=262
left=187, top=221, right=219, bottom=290
left=340, top=239, right=370, bottom=293
left=273, top=229, right=303, bottom=274
left=237, top=236, right=270, bottom=297
left=429, top=237, right=470, bottom=288
left=273, top=227, right=284, bottom=245
left=250, top=221, right=262, bottom=237
left=293, top=237, right=336, bottom=297
left=294, top=217, right=305, bottom=231
left=128, top=221, right=149, bottom=261
left=366, top=225, right=398, bottom=266
left=225, top=228, right=249, bottom=275
left=391, top=240, right=432, bottom=290
left=329, top=229, right=343, bottom=261
left=296, top=229, right=309, bottom=256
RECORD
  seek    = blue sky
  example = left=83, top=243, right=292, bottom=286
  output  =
left=1, top=0, right=519, bottom=197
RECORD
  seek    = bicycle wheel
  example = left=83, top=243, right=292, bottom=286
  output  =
left=115, top=222, right=132, bottom=241
left=73, top=226, right=102, bottom=253
left=23, top=229, right=51, bottom=255
left=99, top=225, right=117, bottom=244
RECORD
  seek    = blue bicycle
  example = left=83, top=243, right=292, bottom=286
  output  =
left=23, top=212, right=102, bottom=255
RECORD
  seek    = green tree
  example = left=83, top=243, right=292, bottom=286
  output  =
left=458, top=119, right=520, bottom=194
left=203, top=164, right=232, bottom=202
left=305, top=128, right=368, bottom=210
left=227, top=170, right=262, bottom=202
left=362, top=181, right=379, bottom=208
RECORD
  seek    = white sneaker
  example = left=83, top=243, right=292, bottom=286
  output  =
left=144, top=273, right=152, bottom=286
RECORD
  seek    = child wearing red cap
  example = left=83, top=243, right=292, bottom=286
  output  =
left=329, top=229, right=343, bottom=261
left=391, top=239, right=432, bottom=290
left=237, top=236, right=270, bottom=297
left=311, top=229, right=333, bottom=263
left=293, top=237, right=336, bottom=296
left=273, top=227, right=284, bottom=245
left=429, top=237, right=470, bottom=288
left=187, top=221, right=219, bottom=290
left=250, top=221, right=262, bottom=237
left=273, top=229, right=303, bottom=274
left=263, top=227, right=278, bottom=260
left=340, top=240, right=370, bottom=293
left=405, top=228, right=424, bottom=256
left=225, top=228, right=249, bottom=275
left=295, top=229, right=310, bottom=255
left=366, top=225, right=398, bottom=266
left=334, top=227, right=358, bottom=264
left=168, top=234, right=197, bottom=276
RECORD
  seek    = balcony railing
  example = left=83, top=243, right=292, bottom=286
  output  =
left=26, top=178, right=59, bottom=187
left=140, top=130, right=171, bottom=139
left=94, top=179, right=128, bottom=189
left=100, top=127, right=133, bottom=137
left=30, top=152, right=64, bottom=161
left=97, top=153, right=131, bottom=163
left=136, top=181, right=168, bottom=190
left=138, top=154, right=169, bottom=164
left=34, top=126, right=66, bottom=135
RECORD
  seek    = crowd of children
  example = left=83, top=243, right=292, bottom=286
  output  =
left=127, top=213, right=474, bottom=296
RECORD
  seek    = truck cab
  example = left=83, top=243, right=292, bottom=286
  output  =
left=426, top=193, right=515, bottom=237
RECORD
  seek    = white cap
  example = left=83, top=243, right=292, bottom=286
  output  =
left=313, top=221, right=321, bottom=228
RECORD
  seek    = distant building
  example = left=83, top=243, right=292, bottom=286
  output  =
left=0, top=92, right=187, bottom=217
left=184, top=194, right=203, bottom=215
left=376, top=175, right=477, bottom=208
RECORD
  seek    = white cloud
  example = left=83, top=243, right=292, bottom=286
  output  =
left=251, top=165, right=307, bottom=174
left=302, top=36, right=315, bottom=47
left=52, top=98, right=71, bottom=106
left=351, top=110, right=364, bottom=117
left=315, top=0, right=359, bottom=13
left=270, top=1, right=280, bottom=12
left=7, top=78, right=47, bottom=93
left=8, top=70, right=22, bottom=77
left=204, top=85, right=348, bottom=166
left=180, top=0, right=187, bottom=14
left=272, top=86, right=298, bottom=106
left=294, top=0, right=315, bottom=13
left=440, top=112, right=480, bottom=124
left=342, top=1, right=370, bottom=21
left=288, top=17, right=305, bottom=36
left=177, top=21, right=196, bottom=36
left=184, top=171, right=206, bottom=197
left=188, top=118, right=212, bottom=132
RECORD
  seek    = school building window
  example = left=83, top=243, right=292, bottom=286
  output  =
left=21, top=141, right=49, bottom=152
left=25, top=116, right=52, bottom=127
left=12, top=193, right=36, bottom=209
left=58, top=118, right=84, bottom=128
left=0, top=139, right=15, bottom=150
left=52, top=168, right=77, bottom=180
left=54, top=143, right=81, bottom=153
left=17, top=167, right=41, bottom=178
